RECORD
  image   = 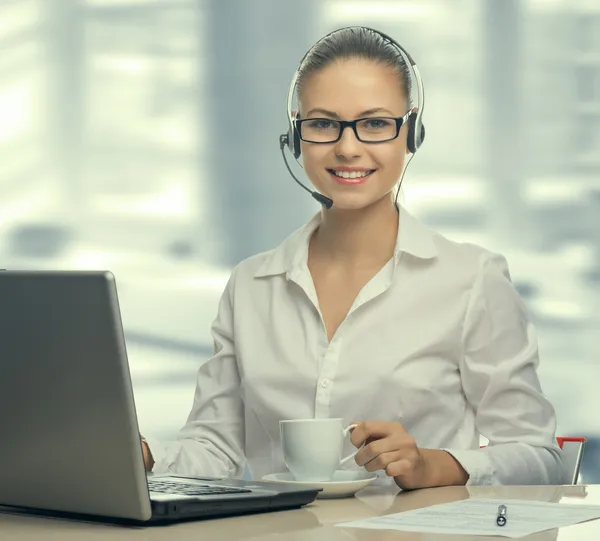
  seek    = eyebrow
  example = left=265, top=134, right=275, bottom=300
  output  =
left=305, top=107, right=395, bottom=118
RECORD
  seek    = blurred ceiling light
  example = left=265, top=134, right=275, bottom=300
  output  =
left=528, top=0, right=600, bottom=11
left=0, top=0, right=40, bottom=40
left=531, top=298, right=587, bottom=320
left=94, top=180, right=192, bottom=217
left=159, top=121, right=192, bottom=147
left=84, top=0, right=161, bottom=7
left=0, top=184, right=58, bottom=228
left=403, top=178, right=485, bottom=207
left=70, top=249, right=116, bottom=270
left=179, top=273, right=231, bottom=290
left=109, top=56, right=148, bottom=74
left=0, top=83, right=30, bottom=145
left=134, top=181, right=190, bottom=216
left=323, top=1, right=431, bottom=21
left=93, top=54, right=147, bottom=74
left=524, top=179, right=589, bottom=203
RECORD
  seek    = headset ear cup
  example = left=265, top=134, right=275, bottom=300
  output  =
left=406, top=112, right=425, bottom=153
left=406, top=112, right=417, bottom=153
left=293, top=124, right=301, bottom=159
left=286, top=124, right=296, bottom=157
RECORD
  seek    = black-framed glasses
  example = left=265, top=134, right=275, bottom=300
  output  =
left=295, top=110, right=411, bottom=144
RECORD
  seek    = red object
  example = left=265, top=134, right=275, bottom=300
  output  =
left=556, top=437, right=587, bottom=449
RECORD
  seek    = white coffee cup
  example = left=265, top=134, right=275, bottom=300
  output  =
left=280, top=418, right=360, bottom=482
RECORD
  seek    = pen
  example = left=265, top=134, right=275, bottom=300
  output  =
left=496, top=504, right=507, bottom=526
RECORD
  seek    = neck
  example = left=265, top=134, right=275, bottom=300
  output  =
left=311, top=197, right=399, bottom=267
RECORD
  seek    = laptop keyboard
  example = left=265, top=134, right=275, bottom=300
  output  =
left=148, top=479, right=252, bottom=497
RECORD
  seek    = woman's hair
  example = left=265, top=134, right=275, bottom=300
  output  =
left=296, top=27, right=412, bottom=106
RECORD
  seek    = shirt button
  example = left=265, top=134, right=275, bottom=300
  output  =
left=320, top=379, right=329, bottom=388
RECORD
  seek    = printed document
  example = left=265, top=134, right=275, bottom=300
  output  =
left=336, top=498, right=600, bottom=538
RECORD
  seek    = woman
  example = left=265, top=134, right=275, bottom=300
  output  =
left=142, top=27, right=567, bottom=489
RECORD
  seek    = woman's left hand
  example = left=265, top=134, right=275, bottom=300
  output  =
left=349, top=421, right=430, bottom=490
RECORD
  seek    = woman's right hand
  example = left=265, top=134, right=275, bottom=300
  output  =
left=141, top=438, right=155, bottom=471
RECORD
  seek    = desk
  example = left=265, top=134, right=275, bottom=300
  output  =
left=0, top=485, right=598, bottom=540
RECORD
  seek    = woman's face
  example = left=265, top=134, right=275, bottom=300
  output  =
left=298, top=57, right=410, bottom=211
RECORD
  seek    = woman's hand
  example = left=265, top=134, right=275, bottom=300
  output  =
left=140, top=436, right=155, bottom=472
left=350, top=421, right=468, bottom=490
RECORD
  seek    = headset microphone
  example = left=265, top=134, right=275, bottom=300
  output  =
left=279, top=134, right=333, bottom=209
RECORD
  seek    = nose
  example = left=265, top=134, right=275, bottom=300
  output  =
left=334, top=124, right=362, bottom=159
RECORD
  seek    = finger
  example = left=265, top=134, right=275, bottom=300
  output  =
left=355, top=436, right=405, bottom=467
left=349, top=422, right=368, bottom=447
left=363, top=450, right=404, bottom=473
left=347, top=421, right=362, bottom=447
left=385, top=458, right=413, bottom=478
left=350, top=421, right=400, bottom=447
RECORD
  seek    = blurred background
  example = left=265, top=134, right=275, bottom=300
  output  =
left=0, top=0, right=598, bottom=482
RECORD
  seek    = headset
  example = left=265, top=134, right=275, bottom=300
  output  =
left=279, top=26, right=426, bottom=209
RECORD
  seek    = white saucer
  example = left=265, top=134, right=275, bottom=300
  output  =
left=261, top=470, right=378, bottom=499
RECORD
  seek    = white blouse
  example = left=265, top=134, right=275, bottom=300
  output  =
left=145, top=206, right=567, bottom=486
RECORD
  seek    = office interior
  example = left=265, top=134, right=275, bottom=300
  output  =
left=0, top=0, right=598, bottom=482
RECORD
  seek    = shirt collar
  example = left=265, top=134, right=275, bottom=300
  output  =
left=254, top=205, right=438, bottom=278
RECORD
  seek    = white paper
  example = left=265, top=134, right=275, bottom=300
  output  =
left=335, top=498, right=600, bottom=538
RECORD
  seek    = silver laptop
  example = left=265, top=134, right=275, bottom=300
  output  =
left=0, top=270, right=320, bottom=524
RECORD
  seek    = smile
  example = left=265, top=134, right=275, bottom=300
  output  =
left=327, top=169, right=375, bottom=179
left=326, top=169, right=376, bottom=184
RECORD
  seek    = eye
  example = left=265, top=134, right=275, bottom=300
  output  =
left=363, top=118, right=392, bottom=129
left=306, top=119, right=336, bottom=130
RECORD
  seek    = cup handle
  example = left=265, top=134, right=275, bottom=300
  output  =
left=339, top=423, right=360, bottom=467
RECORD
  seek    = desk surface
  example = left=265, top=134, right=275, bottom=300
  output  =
left=1, top=484, right=598, bottom=540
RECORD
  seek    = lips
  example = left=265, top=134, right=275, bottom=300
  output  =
left=327, top=168, right=376, bottom=185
